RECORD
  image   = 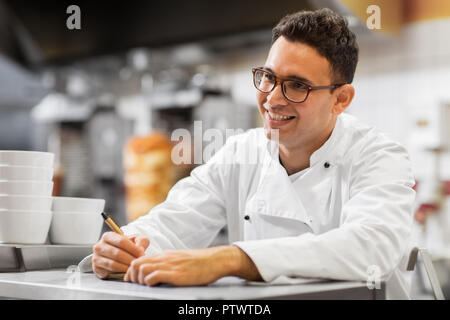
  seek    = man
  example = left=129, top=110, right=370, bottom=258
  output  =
left=92, top=8, right=416, bottom=299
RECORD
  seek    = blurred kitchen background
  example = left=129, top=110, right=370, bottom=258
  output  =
left=1, top=0, right=450, bottom=299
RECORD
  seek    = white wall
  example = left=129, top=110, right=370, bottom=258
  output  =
left=348, top=18, right=450, bottom=190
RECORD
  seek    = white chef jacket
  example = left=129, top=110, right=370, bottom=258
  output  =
left=121, top=113, right=416, bottom=299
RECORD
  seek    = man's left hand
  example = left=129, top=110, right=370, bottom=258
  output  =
left=123, top=245, right=261, bottom=286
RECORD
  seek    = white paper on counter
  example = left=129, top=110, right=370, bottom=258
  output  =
left=78, top=254, right=93, bottom=273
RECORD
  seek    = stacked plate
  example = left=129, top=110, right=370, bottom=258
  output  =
left=0, top=151, right=54, bottom=244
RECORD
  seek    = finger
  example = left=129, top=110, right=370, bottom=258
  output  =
left=92, top=265, right=110, bottom=279
left=127, top=255, right=156, bottom=283
left=126, top=258, right=144, bottom=283
left=92, top=255, right=129, bottom=273
left=125, top=252, right=169, bottom=283
left=102, top=232, right=145, bottom=258
left=124, top=263, right=137, bottom=283
left=138, top=263, right=165, bottom=284
left=144, top=270, right=175, bottom=286
left=134, top=235, right=150, bottom=251
left=127, top=234, right=138, bottom=242
left=128, top=234, right=150, bottom=251
left=93, top=242, right=137, bottom=266
left=125, top=260, right=138, bottom=283
left=130, top=255, right=168, bottom=284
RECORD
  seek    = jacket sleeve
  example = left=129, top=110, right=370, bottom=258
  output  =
left=233, top=139, right=416, bottom=282
left=120, top=136, right=238, bottom=255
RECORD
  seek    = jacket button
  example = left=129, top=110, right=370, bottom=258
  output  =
left=324, top=162, right=330, bottom=168
left=244, top=215, right=250, bottom=221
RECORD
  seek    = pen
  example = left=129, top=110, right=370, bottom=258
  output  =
left=99, top=212, right=166, bottom=285
left=100, top=212, right=125, bottom=280
left=101, top=212, right=124, bottom=235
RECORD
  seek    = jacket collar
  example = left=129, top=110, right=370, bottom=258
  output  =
left=254, top=114, right=349, bottom=230
left=309, top=115, right=344, bottom=167
left=264, top=113, right=348, bottom=169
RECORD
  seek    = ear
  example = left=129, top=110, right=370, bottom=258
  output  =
left=332, top=84, right=355, bottom=115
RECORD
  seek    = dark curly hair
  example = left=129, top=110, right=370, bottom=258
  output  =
left=272, top=8, right=359, bottom=84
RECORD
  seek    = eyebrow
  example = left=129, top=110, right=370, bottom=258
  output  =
left=262, top=67, right=313, bottom=85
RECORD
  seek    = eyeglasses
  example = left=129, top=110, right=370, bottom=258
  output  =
left=252, top=67, right=346, bottom=103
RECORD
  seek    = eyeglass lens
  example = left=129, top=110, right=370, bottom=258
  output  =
left=254, top=69, right=308, bottom=102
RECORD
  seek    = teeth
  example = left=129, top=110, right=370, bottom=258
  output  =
left=268, top=111, right=293, bottom=121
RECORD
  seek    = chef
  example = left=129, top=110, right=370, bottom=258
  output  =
left=92, top=8, right=416, bottom=299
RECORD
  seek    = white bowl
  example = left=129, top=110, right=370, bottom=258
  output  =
left=0, top=180, right=54, bottom=196
left=0, top=194, right=53, bottom=211
left=50, top=211, right=104, bottom=245
left=52, top=197, right=105, bottom=214
left=0, top=150, right=54, bottom=167
left=0, top=165, right=53, bottom=181
left=0, top=210, right=52, bottom=244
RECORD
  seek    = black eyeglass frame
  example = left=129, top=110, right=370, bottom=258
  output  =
left=252, top=67, right=346, bottom=103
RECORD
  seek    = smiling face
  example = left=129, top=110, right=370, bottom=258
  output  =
left=257, top=36, right=341, bottom=151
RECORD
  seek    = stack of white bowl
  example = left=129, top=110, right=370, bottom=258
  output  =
left=0, top=151, right=54, bottom=244
left=50, top=197, right=105, bottom=245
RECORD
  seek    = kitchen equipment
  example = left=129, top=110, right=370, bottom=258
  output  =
left=0, top=210, right=52, bottom=244
left=0, top=180, right=53, bottom=196
left=49, top=211, right=104, bottom=245
left=0, top=194, right=53, bottom=211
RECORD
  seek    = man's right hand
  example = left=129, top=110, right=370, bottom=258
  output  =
left=92, top=232, right=150, bottom=279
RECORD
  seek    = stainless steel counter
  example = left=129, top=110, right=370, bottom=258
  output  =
left=0, top=269, right=385, bottom=300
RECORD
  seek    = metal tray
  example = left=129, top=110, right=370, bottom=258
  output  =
left=0, top=244, right=92, bottom=272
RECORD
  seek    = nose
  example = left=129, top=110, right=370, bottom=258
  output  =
left=266, top=82, right=288, bottom=107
